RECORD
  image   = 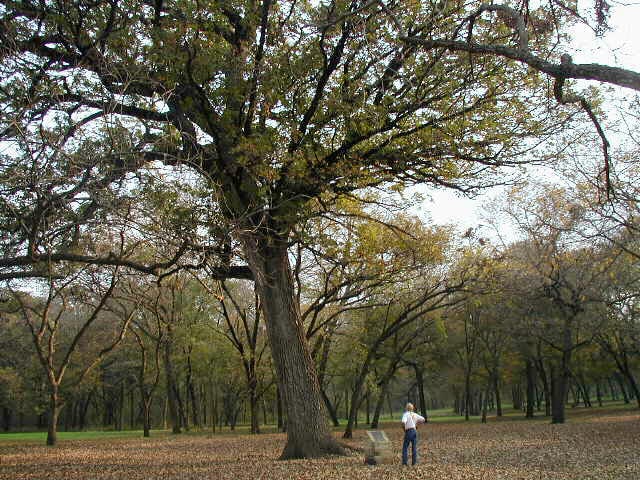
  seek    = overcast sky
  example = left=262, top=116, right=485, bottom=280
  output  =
left=416, top=1, right=640, bottom=240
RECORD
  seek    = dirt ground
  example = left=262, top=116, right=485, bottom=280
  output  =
left=2, top=408, right=639, bottom=479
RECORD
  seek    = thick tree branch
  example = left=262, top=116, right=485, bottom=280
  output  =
left=401, top=37, right=640, bottom=92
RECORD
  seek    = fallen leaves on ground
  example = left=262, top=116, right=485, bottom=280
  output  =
left=1, top=408, right=639, bottom=480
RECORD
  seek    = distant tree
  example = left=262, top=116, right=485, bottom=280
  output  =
left=7, top=266, right=136, bottom=445
left=214, top=280, right=273, bottom=434
left=502, top=185, right=616, bottom=423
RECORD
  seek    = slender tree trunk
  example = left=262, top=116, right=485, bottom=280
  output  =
left=621, top=370, right=640, bottom=408
left=464, top=370, right=471, bottom=421
left=249, top=381, right=260, bottom=434
left=242, top=234, right=343, bottom=458
left=320, top=389, right=340, bottom=427
left=47, top=387, right=60, bottom=446
left=142, top=397, right=152, bottom=437
left=492, top=374, right=502, bottom=417
left=371, top=384, right=388, bottom=428
left=607, top=377, right=617, bottom=401
left=415, top=365, right=428, bottom=420
left=614, top=372, right=630, bottom=404
left=186, top=353, right=201, bottom=428
left=481, top=389, right=488, bottom=423
left=365, top=393, right=370, bottom=425
left=578, top=377, right=592, bottom=407
left=616, top=357, right=640, bottom=408
left=64, top=401, right=72, bottom=432
left=129, top=388, right=135, bottom=429
left=343, top=351, right=376, bottom=438
left=177, top=382, right=188, bottom=431
left=526, top=359, right=535, bottom=418
left=78, top=389, right=95, bottom=430
left=2, top=406, right=11, bottom=431
left=162, top=396, right=168, bottom=430
left=163, top=337, right=181, bottom=434
left=317, top=331, right=340, bottom=427
left=117, top=382, right=124, bottom=431
left=537, top=358, right=551, bottom=417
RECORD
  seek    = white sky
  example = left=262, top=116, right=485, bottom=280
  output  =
left=415, top=1, right=640, bottom=240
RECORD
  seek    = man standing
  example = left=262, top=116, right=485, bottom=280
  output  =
left=401, top=402, right=426, bottom=465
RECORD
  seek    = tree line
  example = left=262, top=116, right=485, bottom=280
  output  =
left=1, top=180, right=639, bottom=445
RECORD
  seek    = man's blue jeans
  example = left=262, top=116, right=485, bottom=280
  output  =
left=402, top=428, right=418, bottom=465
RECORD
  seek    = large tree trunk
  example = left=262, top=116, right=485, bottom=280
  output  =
left=551, top=358, right=571, bottom=424
left=276, top=386, right=284, bottom=431
left=242, top=233, right=343, bottom=459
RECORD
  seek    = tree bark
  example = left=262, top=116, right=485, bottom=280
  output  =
left=142, top=397, right=152, bottom=437
left=525, top=359, right=535, bottom=418
left=414, top=364, right=428, bottom=420
left=187, top=370, right=200, bottom=428
left=492, top=373, right=502, bottom=417
left=47, top=386, right=60, bottom=446
left=2, top=406, right=11, bottom=431
left=614, top=372, right=630, bottom=404
left=276, top=386, right=283, bottom=431
left=320, top=389, right=340, bottom=427
left=370, top=386, right=386, bottom=429
left=536, top=357, right=551, bottom=417
left=481, top=390, right=488, bottom=424
left=551, top=362, right=570, bottom=424
left=242, top=233, right=342, bottom=458
left=343, top=352, right=374, bottom=438
left=609, top=350, right=640, bottom=408
left=248, top=376, right=260, bottom=434
left=163, top=334, right=181, bottom=434
left=464, top=372, right=471, bottom=421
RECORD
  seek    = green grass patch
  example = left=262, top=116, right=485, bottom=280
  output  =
left=1, top=401, right=635, bottom=444
left=0, top=429, right=170, bottom=443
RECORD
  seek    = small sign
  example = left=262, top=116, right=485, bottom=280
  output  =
left=364, top=430, right=393, bottom=465
left=366, top=430, right=389, bottom=443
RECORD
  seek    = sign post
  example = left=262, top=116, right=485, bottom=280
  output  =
left=364, top=430, right=393, bottom=465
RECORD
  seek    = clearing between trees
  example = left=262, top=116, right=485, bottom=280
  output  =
left=1, top=407, right=638, bottom=480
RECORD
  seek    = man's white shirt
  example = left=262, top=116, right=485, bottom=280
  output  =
left=402, top=411, right=425, bottom=430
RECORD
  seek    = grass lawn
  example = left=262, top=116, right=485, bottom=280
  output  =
left=0, top=429, right=167, bottom=443
left=1, top=404, right=638, bottom=479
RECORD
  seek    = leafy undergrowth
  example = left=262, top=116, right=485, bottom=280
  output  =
left=1, top=408, right=638, bottom=480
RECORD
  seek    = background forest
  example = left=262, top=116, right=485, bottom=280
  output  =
left=2, top=175, right=639, bottom=441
